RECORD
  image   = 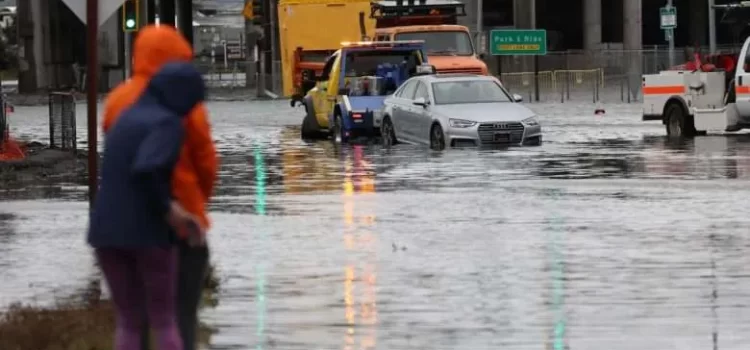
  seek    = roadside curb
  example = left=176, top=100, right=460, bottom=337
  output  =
left=4, top=88, right=262, bottom=107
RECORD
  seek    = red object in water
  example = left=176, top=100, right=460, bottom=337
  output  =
left=0, top=136, right=25, bottom=161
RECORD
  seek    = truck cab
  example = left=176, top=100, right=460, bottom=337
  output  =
left=374, top=25, right=487, bottom=75
left=370, top=0, right=488, bottom=75
left=300, top=40, right=432, bottom=142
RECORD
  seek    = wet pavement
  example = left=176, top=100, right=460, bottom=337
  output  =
left=3, top=100, right=750, bottom=349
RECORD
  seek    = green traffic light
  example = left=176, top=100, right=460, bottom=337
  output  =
left=125, top=18, right=136, bottom=28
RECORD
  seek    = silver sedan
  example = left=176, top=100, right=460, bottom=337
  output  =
left=379, top=74, right=542, bottom=150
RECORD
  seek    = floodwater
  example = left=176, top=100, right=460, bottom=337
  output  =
left=3, top=100, right=750, bottom=350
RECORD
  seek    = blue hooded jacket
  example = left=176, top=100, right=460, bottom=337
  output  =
left=88, top=62, right=206, bottom=248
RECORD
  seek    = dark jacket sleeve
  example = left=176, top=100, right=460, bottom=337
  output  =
left=131, top=119, right=184, bottom=217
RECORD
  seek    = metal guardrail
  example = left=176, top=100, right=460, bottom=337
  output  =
left=489, top=47, right=749, bottom=103
left=193, top=58, right=284, bottom=97
left=195, top=60, right=249, bottom=89
left=500, top=69, right=606, bottom=103
left=48, top=92, right=77, bottom=151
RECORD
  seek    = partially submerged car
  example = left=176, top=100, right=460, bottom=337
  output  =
left=380, top=74, right=542, bottom=150
left=297, top=40, right=434, bottom=143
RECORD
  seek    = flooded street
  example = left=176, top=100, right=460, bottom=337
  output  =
left=3, top=100, right=750, bottom=349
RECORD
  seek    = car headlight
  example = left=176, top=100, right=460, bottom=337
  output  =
left=449, top=118, right=477, bottom=128
left=522, top=117, right=539, bottom=126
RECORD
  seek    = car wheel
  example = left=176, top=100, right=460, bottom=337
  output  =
left=665, top=103, right=696, bottom=138
left=301, top=104, right=323, bottom=140
left=381, top=116, right=398, bottom=147
left=430, top=123, right=446, bottom=151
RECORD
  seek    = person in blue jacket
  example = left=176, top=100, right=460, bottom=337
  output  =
left=87, top=61, right=207, bottom=350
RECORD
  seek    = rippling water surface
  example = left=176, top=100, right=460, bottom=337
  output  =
left=3, top=101, right=750, bottom=349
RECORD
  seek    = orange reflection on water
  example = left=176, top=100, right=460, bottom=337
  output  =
left=342, top=263, right=378, bottom=350
left=344, top=200, right=355, bottom=225
left=344, top=266, right=355, bottom=325
left=343, top=146, right=376, bottom=196
left=341, top=153, right=378, bottom=349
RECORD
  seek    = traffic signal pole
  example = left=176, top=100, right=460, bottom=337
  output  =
left=122, top=0, right=140, bottom=79
left=124, top=33, right=132, bottom=78
left=86, top=0, right=99, bottom=207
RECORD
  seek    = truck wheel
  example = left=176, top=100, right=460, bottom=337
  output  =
left=300, top=104, right=322, bottom=140
left=381, top=116, right=398, bottom=147
left=665, top=103, right=696, bottom=138
left=332, top=114, right=347, bottom=144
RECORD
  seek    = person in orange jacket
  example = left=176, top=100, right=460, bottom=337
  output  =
left=102, top=24, right=218, bottom=350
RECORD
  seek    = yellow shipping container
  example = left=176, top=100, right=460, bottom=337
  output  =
left=278, top=0, right=376, bottom=97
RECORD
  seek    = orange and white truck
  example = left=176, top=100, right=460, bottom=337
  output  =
left=641, top=36, right=750, bottom=138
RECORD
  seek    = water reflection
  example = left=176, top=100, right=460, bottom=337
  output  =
left=546, top=190, right=568, bottom=350
left=253, top=144, right=268, bottom=350
left=639, top=135, right=750, bottom=179
left=341, top=145, right=377, bottom=350
left=530, top=134, right=750, bottom=180
left=280, top=127, right=344, bottom=194
left=0, top=212, right=15, bottom=268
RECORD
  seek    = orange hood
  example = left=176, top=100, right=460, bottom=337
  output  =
left=133, top=25, right=193, bottom=77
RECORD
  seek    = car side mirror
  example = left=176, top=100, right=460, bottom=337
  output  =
left=302, top=69, right=317, bottom=82
left=413, top=97, right=429, bottom=107
left=512, top=93, right=523, bottom=102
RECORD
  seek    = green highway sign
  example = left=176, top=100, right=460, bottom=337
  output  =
left=660, top=6, right=677, bottom=29
left=490, top=29, right=547, bottom=56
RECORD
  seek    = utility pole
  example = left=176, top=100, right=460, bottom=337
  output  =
left=667, top=0, right=675, bottom=67
left=708, top=0, right=717, bottom=54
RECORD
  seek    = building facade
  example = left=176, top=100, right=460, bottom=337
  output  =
left=459, top=0, right=744, bottom=52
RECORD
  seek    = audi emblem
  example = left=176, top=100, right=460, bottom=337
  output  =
left=495, top=123, right=508, bottom=129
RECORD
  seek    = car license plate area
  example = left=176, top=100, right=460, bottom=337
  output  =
left=493, top=133, right=510, bottom=142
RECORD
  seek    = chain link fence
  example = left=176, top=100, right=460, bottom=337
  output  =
left=492, top=46, right=743, bottom=104
left=48, top=92, right=77, bottom=151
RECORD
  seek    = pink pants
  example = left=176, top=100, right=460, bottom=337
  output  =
left=96, top=247, right=182, bottom=350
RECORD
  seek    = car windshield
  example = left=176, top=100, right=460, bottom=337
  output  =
left=394, top=31, right=474, bottom=56
left=432, top=80, right=513, bottom=104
